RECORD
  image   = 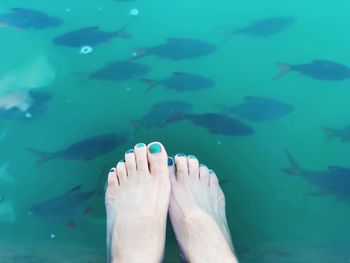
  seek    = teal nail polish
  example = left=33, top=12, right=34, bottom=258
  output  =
left=119, top=159, right=125, bottom=163
left=136, top=143, right=145, bottom=148
left=176, top=153, right=186, bottom=157
left=168, top=157, right=173, bottom=166
left=149, top=143, right=161, bottom=153
left=188, top=155, right=196, bottom=159
left=126, top=149, right=134, bottom=154
left=200, top=164, right=206, bottom=167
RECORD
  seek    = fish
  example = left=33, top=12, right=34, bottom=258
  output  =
left=27, top=133, right=129, bottom=165
left=218, top=96, right=294, bottom=121
left=0, top=90, right=52, bottom=120
left=53, top=24, right=130, bottom=47
left=28, top=185, right=96, bottom=229
left=0, top=8, right=63, bottom=30
left=322, top=124, right=350, bottom=142
left=275, top=60, right=350, bottom=81
left=87, top=61, right=150, bottom=81
left=141, top=72, right=215, bottom=93
left=130, top=100, right=193, bottom=130
left=132, top=38, right=217, bottom=60
left=282, top=150, right=350, bottom=202
left=167, top=112, right=254, bottom=136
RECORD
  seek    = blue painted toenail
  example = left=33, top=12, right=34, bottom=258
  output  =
left=168, top=157, right=173, bottom=166
left=209, top=169, right=214, bottom=173
left=188, top=155, right=196, bottom=159
left=200, top=164, right=206, bottom=167
left=119, top=159, right=125, bottom=163
left=110, top=168, right=115, bottom=172
left=149, top=143, right=161, bottom=153
left=176, top=153, right=186, bottom=157
left=136, top=143, right=145, bottom=148
left=126, top=149, right=134, bottom=154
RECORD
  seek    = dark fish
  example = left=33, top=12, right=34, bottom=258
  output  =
left=53, top=24, right=130, bottom=47
left=88, top=61, right=150, bottom=81
left=0, top=8, right=62, bottom=29
left=323, top=124, right=350, bottom=142
left=27, top=133, right=129, bottom=165
left=282, top=150, right=350, bottom=202
left=131, top=100, right=192, bottom=130
left=0, top=90, right=52, bottom=120
left=236, top=17, right=296, bottom=37
left=219, top=96, right=294, bottom=121
left=167, top=112, right=254, bottom=136
left=141, top=72, right=215, bottom=93
left=28, top=185, right=95, bottom=229
left=275, top=60, right=350, bottom=81
left=133, top=38, right=217, bottom=60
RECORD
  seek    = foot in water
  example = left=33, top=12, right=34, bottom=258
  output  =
left=105, top=142, right=170, bottom=263
left=169, top=154, right=238, bottom=263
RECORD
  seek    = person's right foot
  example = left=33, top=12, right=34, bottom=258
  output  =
left=168, top=154, right=237, bottom=263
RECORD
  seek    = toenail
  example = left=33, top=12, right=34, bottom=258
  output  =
left=188, top=155, right=196, bottom=159
left=200, top=164, right=206, bottom=167
left=149, top=143, right=161, bottom=153
left=209, top=169, right=214, bottom=173
left=126, top=149, right=134, bottom=154
left=110, top=168, right=115, bottom=172
left=168, top=157, right=173, bottom=166
left=136, top=143, right=145, bottom=148
left=118, top=159, right=125, bottom=163
left=176, top=153, right=186, bottom=157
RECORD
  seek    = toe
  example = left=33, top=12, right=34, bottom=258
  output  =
left=134, top=143, right=149, bottom=172
left=209, top=169, right=219, bottom=186
left=199, top=164, right=210, bottom=185
left=175, top=153, right=188, bottom=180
left=116, top=160, right=127, bottom=185
left=106, top=168, right=118, bottom=196
left=147, top=142, right=168, bottom=175
left=168, top=157, right=176, bottom=183
left=125, top=149, right=136, bottom=176
left=187, top=155, right=199, bottom=179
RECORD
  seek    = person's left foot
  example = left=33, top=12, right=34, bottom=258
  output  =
left=105, top=142, right=170, bottom=263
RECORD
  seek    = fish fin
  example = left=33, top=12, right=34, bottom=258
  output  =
left=244, top=96, right=256, bottom=100
left=322, top=127, right=338, bottom=141
left=173, top=72, right=186, bottom=76
left=116, top=22, right=132, bottom=39
left=140, top=79, right=158, bottom=94
left=131, top=48, right=147, bottom=59
left=167, top=112, right=184, bottom=123
left=25, top=148, right=53, bottom=166
left=85, top=26, right=100, bottom=31
left=66, top=220, right=76, bottom=230
left=281, top=149, right=300, bottom=175
left=274, top=63, right=291, bottom=79
left=66, top=185, right=83, bottom=194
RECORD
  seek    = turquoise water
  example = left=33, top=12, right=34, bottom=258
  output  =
left=1, top=0, right=350, bottom=262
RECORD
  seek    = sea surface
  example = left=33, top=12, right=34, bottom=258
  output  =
left=0, top=0, right=350, bottom=262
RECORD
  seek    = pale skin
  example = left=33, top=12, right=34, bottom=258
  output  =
left=105, top=142, right=238, bottom=263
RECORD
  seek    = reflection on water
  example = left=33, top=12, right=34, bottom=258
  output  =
left=1, top=0, right=350, bottom=262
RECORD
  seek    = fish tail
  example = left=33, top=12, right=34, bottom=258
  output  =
left=131, top=48, right=147, bottom=59
left=322, top=127, right=338, bottom=141
left=281, top=149, right=300, bottom=175
left=25, top=148, right=53, bottom=166
left=274, top=63, right=291, bottom=79
left=215, top=103, right=231, bottom=114
left=116, top=22, right=132, bottom=39
left=140, top=79, right=158, bottom=94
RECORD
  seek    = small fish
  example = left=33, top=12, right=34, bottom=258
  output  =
left=0, top=90, right=52, bottom=120
left=0, top=8, right=62, bottom=30
left=133, top=38, right=217, bottom=60
left=275, top=60, right=350, bottom=81
left=141, top=72, right=215, bottom=93
left=322, top=124, right=350, bottom=142
left=218, top=96, right=294, bottom=121
left=27, top=133, right=129, bottom=165
left=88, top=61, right=150, bottom=81
left=167, top=112, right=254, bottom=136
left=130, top=100, right=193, bottom=130
left=28, top=185, right=95, bottom=229
left=53, top=24, right=130, bottom=47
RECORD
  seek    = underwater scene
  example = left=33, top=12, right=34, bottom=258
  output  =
left=1, top=0, right=350, bottom=262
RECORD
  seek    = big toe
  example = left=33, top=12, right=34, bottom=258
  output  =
left=147, top=142, right=168, bottom=176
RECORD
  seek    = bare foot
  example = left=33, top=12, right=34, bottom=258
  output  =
left=105, top=142, right=170, bottom=263
left=169, top=154, right=237, bottom=263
